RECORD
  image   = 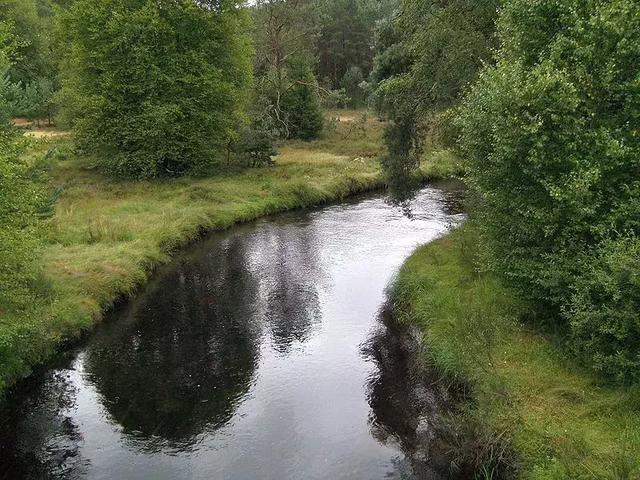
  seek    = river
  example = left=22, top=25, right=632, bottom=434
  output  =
left=0, top=183, right=464, bottom=480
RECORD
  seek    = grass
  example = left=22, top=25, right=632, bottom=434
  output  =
left=420, top=147, right=466, bottom=179
left=0, top=110, right=388, bottom=396
left=392, top=225, right=640, bottom=479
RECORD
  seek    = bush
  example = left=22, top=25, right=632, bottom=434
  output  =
left=5, top=77, right=55, bottom=123
left=0, top=127, right=42, bottom=311
left=236, top=125, right=277, bottom=167
left=569, top=239, right=640, bottom=383
left=59, top=0, right=252, bottom=179
left=457, top=0, right=640, bottom=380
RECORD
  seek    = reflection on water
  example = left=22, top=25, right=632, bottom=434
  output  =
left=363, top=309, right=453, bottom=480
left=1, top=185, right=464, bottom=480
left=85, top=236, right=262, bottom=447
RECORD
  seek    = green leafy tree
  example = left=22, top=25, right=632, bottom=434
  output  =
left=0, top=0, right=59, bottom=124
left=59, top=0, right=252, bottom=178
left=0, top=0, right=48, bottom=85
left=374, top=0, right=500, bottom=176
left=457, top=0, right=640, bottom=381
left=281, top=57, right=324, bottom=140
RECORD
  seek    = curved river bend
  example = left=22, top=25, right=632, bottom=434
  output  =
left=1, top=184, right=464, bottom=480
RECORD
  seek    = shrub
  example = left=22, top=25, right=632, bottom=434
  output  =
left=59, top=0, right=252, bottom=179
left=569, top=239, right=640, bottom=383
left=0, top=127, right=42, bottom=311
left=236, top=124, right=277, bottom=167
left=457, top=0, right=640, bottom=380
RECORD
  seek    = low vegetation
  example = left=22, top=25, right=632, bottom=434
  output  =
left=393, top=225, right=640, bottom=479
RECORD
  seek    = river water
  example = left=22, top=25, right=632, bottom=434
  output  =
left=0, top=183, right=464, bottom=480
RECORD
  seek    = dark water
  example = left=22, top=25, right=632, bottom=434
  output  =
left=0, top=184, right=464, bottom=480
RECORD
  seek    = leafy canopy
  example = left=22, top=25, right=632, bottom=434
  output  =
left=457, top=0, right=640, bottom=382
left=60, top=0, right=253, bottom=178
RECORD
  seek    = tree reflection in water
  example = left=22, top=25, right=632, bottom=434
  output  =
left=363, top=308, right=454, bottom=479
left=0, top=367, right=87, bottom=479
left=84, top=215, right=322, bottom=447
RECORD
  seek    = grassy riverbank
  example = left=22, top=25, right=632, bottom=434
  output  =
left=0, top=111, right=385, bottom=396
left=393, top=226, right=640, bottom=479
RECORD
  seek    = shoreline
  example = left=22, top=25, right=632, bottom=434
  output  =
left=1, top=112, right=392, bottom=397
left=391, top=226, right=640, bottom=478
left=1, top=159, right=387, bottom=397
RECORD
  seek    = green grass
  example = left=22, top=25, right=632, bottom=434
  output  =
left=420, top=147, right=466, bottom=179
left=0, top=110, right=386, bottom=396
left=393, top=225, right=640, bottom=479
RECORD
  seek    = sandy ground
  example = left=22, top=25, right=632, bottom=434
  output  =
left=12, top=118, right=72, bottom=139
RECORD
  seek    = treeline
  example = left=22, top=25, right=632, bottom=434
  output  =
left=375, top=0, right=640, bottom=383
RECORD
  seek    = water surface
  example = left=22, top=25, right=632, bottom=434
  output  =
left=0, top=184, right=464, bottom=480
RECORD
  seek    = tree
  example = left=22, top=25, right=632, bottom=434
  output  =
left=252, top=0, right=324, bottom=139
left=373, top=0, right=500, bottom=177
left=340, top=66, right=366, bottom=108
left=59, top=0, right=253, bottom=178
left=281, top=56, right=323, bottom=140
left=457, top=0, right=640, bottom=381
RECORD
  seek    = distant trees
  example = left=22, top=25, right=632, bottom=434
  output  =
left=250, top=0, right=395, bottom=140
left=0, top=0, right=58, bottom=123
left=59, top=0, right=253, bottom=178
left=457, top=0, right=640, bottom=382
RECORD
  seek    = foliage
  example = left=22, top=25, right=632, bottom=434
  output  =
left=0, top=0, right=53, bottom=85
left=569, top=239, right=640, bottom=383
left=59, top=0, right=252, bottom=179
left=0, top=16, right=44, bottom=313
left=457, top=0, right=640, bottom=380
left=339, top=66, right=366, bottom=108
left=280, top=57, right=324, bottom=140
left=316, top=0, right=395, bottom=88
left=0, top=128, right=43, bottom=312
left=236, top=124, right=277, bottom=167
left=373, top=0, right=500, bottom=178
left=5, top=76, right=55, bottom=122
left=252, top=0, right=325, bottom=140
left=0, top=0, right=59, bottom=124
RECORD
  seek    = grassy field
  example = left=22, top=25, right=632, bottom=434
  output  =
left=0, top=111, right=387, bottom=396
left=393, top=226, right=640, bottom=479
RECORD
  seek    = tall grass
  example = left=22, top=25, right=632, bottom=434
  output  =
left=392, top=225, right=640, bottom=479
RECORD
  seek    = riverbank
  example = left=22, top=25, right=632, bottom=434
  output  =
left=392, top=226, right=640, bottom=479
left=0, top=111, right=388, bottom=396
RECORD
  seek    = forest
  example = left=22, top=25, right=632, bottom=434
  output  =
left=0, top=0, right=639, bottom=478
